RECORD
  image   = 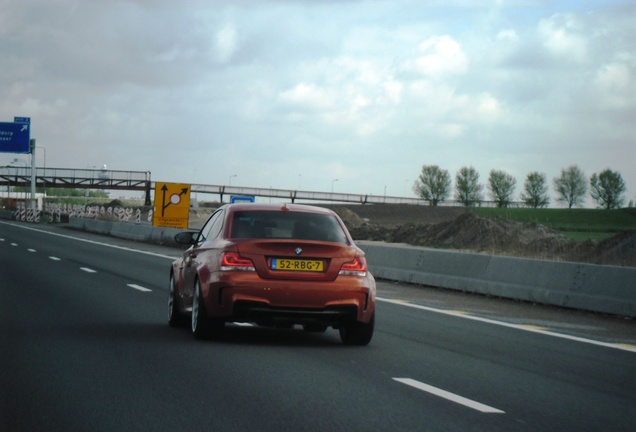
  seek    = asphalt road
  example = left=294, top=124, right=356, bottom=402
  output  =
left=1, top=220, right=635, bottom=432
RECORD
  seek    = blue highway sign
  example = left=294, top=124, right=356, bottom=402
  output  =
left=231, top=195, right=255, bottom=203
left=0, top=121, right=31, bottom=154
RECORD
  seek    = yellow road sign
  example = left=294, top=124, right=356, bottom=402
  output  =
left=153, top=182, right=190, bottom=229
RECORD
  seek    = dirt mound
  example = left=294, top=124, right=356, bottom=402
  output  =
left=349, top=211, right=636, bottom=267
left=324, top=204, right=466, bottom=226
left=329, top=207, right=367, bottom=228
left=579, top=229, right=636, bottom=267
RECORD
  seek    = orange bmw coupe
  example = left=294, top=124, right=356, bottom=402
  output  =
left=169, top=203, right=376, bottom=345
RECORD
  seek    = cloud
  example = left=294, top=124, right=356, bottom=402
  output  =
left=214, top=24, right=239, bottom=63
left=279, top=82, right=336, bottom=112
left=595, top=61, right=635, bottom=109
left=538, top=13, right=588, bottom=63
left=404, top=35, right=468, bottom=78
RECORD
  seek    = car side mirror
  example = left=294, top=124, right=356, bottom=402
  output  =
left=174, top=231, right=199, bottom=245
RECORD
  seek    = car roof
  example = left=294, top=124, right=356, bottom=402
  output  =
left=222, top=202, right=336, bottom=215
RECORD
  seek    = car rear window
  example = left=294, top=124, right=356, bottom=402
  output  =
left=231, top=210, right=348, bottom=243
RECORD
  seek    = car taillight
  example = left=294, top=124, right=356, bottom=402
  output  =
left=220, top=252, right=255, bottom=271
left=339, top=256, right=367, bottom=276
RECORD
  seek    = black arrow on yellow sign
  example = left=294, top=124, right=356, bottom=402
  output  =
left=161, top=184, right=189, bottom=217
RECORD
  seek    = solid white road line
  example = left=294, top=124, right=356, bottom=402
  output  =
left=0, top=221, right=177, bottom=260
left=80, top=267, right=97, bottom=273
left=377, top=297, right=636, bottom=353
left=127, top=284, right=152, bottom=292
left=393, top=378, right=505, bottom=414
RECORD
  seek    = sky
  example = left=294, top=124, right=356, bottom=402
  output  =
left=1, top=0, right=635, bottom=207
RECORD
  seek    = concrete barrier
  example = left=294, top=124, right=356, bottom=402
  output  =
left=68, top=218, right=185, bottom=247
left=59, top=219, right=635, bottom=318
left=358, top=241, right=636, bottom=318
left=0, top=210, right=14, bottom=220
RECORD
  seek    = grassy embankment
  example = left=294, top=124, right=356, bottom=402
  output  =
left=471, top=207, right=636, bottom=242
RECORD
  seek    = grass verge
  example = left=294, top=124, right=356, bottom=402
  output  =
left=471, top=207, right=636, bottom=241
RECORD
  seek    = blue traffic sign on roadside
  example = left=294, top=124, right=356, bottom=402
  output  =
left=231, top=195, right=255, bottom=203
left=14, top=117, right=31, bottom=124
left=0, top=121, right=31, bottom=154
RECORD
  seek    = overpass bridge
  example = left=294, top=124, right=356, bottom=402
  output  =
left=0, top=167, right=153, bottom=205
left=0, top=166, right=471, bottom=207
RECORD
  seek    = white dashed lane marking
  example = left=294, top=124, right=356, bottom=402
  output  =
left=3, top=242, right=155, bottom=293
left=80, top=267, right=97, bottom=273
left=393, top=378, right=505, bottom=414
left=127, top=284, right=152, bottom=292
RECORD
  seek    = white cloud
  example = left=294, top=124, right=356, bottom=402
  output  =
left=475, top=93, right=501, bottom=122
left=279, top=82, right=335, bottom=112
left=595, top=61, right=635, bottom=109
left=407, top=35, right=468, bottom=78
left=537, top=13, right=588, bottom=62
left=214, top=24, right=238, bottom=63
left=497, top=29, right=518, bottom=42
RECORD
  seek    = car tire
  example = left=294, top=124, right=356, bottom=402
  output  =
left=339, top=313, right=374, bottom=346
left=168, top=274, right=188, bottom=328
left=192, top=279, right=223, bottom=340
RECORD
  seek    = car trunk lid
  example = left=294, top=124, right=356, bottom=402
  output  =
left=236, top=239, right=359, bottom=281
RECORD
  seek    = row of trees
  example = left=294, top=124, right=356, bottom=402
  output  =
left=413, top=165, right=628, bottom=209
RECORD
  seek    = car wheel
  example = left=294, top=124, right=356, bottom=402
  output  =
left=168, top=274, right=187, bottom=327
left=192, top=279, right=223, bottom=339
left=339, top=313, right=374, bottom=346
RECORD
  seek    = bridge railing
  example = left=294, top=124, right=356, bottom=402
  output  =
left=190, top=184, right=473, bottom=206
left=0, top=167, right=151, bottom=190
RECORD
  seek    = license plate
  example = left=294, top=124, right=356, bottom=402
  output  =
left=271, top=258, right=324, bottom=272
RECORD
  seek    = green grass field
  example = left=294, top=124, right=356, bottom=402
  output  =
left=471, top=207, right=636, bottom=241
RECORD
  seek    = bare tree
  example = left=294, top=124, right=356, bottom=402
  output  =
left=454, top=166, right=483, bottom=206
left=590, top=169, right=626, bottom=209
left=520, top=171, right=550, bottom=208
left=553, top=165, right=587, bottom=208
left=488, top=169, right=516, bottom=208
left=413, top=165, right=451, bottom=206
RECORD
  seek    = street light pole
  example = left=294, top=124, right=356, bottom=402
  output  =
left=35, top=143, right=46, bottom=196
left=10, top=158, right=27, bottom=211
left=30, top=139, right=36, bottom=211
left=331, top=178, right=339, bottom=192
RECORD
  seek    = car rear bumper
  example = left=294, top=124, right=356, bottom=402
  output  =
left=202, top=273, right=375, bottom=325
left=232, top=302, right=360, bottom=327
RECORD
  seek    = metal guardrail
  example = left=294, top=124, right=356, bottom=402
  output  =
left=190, top=183, right=437, bottom=205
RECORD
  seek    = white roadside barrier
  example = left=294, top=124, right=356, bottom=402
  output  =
left=357, top=241, right=635, bottom=318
